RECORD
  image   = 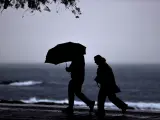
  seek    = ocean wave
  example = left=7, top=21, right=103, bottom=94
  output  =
left=9, top=81, right=43, bottom=86
left=21, top=97, right=68, bottom=104
left=0, top=80, right=19, bottom=85
left=48, top=81, right=66, bottom=85
left=21, top=97, right=160, bottom=111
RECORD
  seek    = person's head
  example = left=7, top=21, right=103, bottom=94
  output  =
left=94, top=55, right=106, bottom=65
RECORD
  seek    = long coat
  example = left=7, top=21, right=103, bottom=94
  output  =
left=95, top=63, right=121, bottom=95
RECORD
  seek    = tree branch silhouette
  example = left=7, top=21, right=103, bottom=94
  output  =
left=0, top=0, right=81, bottom=18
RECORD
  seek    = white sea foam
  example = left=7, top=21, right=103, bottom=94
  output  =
left=9, top=81, right=42, bottom=86
left=21, top=97, right=160, bottom=111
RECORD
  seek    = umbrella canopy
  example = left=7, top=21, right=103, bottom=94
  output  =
left=45, top=42, right=86, bottom=65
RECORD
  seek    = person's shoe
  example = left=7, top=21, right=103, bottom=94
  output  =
left=122, top=106, right=134, bottom=114
left=127, top=106, right=134, bottom=110
left=122, top=108, right=127, bottom=114
left=95, top=110, right=105, bottom=118
left=89, top=101, right=95, bottom=112
left=62, top=107, right=73, bottom=115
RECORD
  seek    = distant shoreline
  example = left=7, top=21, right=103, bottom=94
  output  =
left=0, top=63, right=160, bottom=66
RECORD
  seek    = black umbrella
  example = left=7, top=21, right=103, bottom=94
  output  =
left=45, top=42, right=86, bottom=65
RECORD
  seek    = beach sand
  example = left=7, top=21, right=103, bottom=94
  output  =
left=0, top=103, right=160, bottom=120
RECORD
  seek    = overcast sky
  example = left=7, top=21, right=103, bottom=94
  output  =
left=0, top=0, right=160, bottom=64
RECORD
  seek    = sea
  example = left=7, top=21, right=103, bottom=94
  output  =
left=0, top=63, right=160, bottom=111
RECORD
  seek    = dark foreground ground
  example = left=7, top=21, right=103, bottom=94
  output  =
left=0, top=103, right=160, bottom=120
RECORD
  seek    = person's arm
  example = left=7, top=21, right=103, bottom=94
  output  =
left=66, top=67, right=71, bottom=72
left=94, top=76, right=100, bottom=83
left=95, top=66, right=107, bottom=85
left=65, top=63, right=73, bottom=72
left=94, top=67, right=102, bottom=87
left=94, top=76, right=100, bottom=88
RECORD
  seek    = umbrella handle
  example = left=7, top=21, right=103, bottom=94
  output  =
left=65, top=62, right=71, bottom=75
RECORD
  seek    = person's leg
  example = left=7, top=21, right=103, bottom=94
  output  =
left=68, top=80, right=75, bottom=109
left=74, top=83, right=95, bottom=112
left=62, top=80, right=74, bottom=114
left=108, top=94, right=128, bottom=113
left=108, top=94, right=127, bottom=109
left=108, top=94, right=134, bottom=114
left=97, top=88, right=106, bottom=114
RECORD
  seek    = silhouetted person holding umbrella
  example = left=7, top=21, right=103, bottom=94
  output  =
left=63, top=55, right=95, bottom=114
left=94, top=55, right=134, bottom=117
left=45, top=42, right=95, bottom=114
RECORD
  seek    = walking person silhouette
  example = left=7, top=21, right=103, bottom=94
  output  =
left=63, top=55, right=95, bottom=114
left=94, top=55, right=134, bottom=117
